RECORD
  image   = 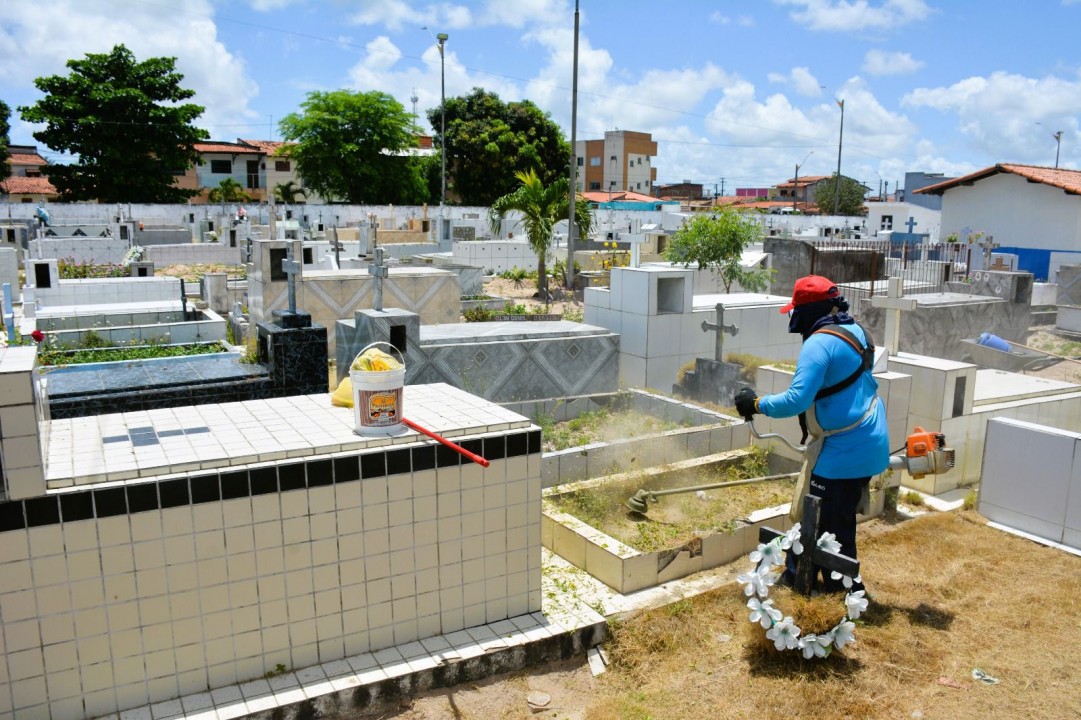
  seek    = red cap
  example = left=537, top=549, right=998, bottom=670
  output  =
left=780, top=275, right=839, bottom=313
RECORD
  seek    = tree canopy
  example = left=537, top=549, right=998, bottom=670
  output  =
left=813, top=175, right=868, bottom=217
left=18, top=44, right=207, bottom=202
left=664, top=209, right=773, bottom=293
left=208, top=178, right=251, bottom=204
left=488, top=169, right=593, bottom=299
left=430, top=88, right=569, bottom=206
left=279, top=90, right=427, bottom=205
left=0, top=100, right=11, bottom=183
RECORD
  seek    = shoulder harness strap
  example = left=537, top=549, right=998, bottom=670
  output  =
left=812, top=322, right=875, bottom=401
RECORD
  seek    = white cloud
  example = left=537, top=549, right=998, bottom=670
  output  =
left=709, top=12, right=731, bottom=25
left=903, top=71, right=1081, bottom=163
left=768, top=67, right=824, bottom=96
left=862, top=49, right=923, bottom=76
left=774, top=0, right=931, bottom=32
left=0, top=0, right=260, bottom=141
left=246, top=0, right=303, bottom=10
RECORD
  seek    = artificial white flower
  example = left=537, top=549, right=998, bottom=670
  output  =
left=817, top=532, right=841, bottom=554
left=782, top=525, right=803, bottom=555
left=845, top=590, right=868, bottom=620
left=799, top=633, right=831, bottom=659
left=750, top=541, right=783, bottom=570
left=832, top=620, right=856, bottom=650
left=747, top=598, right=782, bottom=629
left=830, top=571, right=862, bottom=589
left=766, top=616, right=801, bottom=651
left=737, top=567, right=778, bottom=598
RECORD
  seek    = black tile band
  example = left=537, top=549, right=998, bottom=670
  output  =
left=0, top=430, right=540, bottom=534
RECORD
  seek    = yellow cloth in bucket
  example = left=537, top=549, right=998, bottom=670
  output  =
left=331, top=376, right=354, bottom=408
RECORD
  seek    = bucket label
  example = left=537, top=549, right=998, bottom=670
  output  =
left=366, top=390, right=399, bottom=422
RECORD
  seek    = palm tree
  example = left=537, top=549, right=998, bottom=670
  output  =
left=273, top=180, right=307, bottom=204
left=207, top=178, right=252, bottom=213
left=488, top=169, right=593, bottom=301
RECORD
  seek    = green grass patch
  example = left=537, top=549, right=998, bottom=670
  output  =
left=38, top=341, right=228, bottom=367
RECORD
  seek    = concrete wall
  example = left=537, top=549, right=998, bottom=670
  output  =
left=28, top=237, right=130, bottom=265
left=453, top=241, right=538, bottom=274
left=145, top=244, right=243, bottom=266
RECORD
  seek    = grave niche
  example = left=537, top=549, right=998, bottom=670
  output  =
left=656, top=277, right=685, bottom=314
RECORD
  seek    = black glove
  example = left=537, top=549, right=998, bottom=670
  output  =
left=734, top=387, right=759, bottom=421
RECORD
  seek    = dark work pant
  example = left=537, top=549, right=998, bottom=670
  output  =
left=785, top=474, right=870, bottom=590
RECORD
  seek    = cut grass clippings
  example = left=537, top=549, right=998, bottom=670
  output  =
left=589, top=512, right=1081, bottom=720
left=537, top=408, right=694, bottom=452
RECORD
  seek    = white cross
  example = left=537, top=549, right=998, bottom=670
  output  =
left=870, top=276, right=917, bottom=355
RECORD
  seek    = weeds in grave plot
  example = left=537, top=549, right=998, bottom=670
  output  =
left=547, top=447, right=789, bottom=553
left=539, top=407, right=691, bottom=452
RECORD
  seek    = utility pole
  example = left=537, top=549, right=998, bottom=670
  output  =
left=720, top=178, right=726, bottom=197
left=834, top=99, right=845, bottom=216
left=1053, top=130, right=1063, bottom=168
left=565, top=0, right=580, bottom=291
left=794, top=151, right=813, bottom=212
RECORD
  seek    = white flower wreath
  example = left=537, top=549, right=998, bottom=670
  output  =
left=737, top=524, right=867, bottom=658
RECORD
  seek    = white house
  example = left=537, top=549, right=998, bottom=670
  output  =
left=864, top=200, right=942, bottom=241
left=915, top=164, right=1081, bottom=280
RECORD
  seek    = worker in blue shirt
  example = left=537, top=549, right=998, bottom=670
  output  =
left=735, top=275, right=889, bottom=591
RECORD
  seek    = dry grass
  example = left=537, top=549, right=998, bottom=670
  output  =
left=589, top=511, right=1081, bottom=719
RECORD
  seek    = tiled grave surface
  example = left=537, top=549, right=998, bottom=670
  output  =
left=44, top=353, right=265, bottom=399
left=104, top=560, right=605, bottom=720
left=45, top=384, right=527, bottom=487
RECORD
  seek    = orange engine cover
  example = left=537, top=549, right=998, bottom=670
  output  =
left=906, top=426, right=942, bottom=458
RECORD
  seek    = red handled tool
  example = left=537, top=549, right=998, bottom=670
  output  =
left=402, top=418, right=490, bottom=467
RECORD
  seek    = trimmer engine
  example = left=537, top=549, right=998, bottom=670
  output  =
left=890, top=426, right=955, bottom=478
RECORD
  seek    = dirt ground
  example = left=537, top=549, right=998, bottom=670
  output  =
left=483, top=277, right=582, bottom=317
left=342, top=511, right=1081, bottom=720
left=1019, top=326, right=1081, bottom=383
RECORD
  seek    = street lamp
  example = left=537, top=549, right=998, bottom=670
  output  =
left=436, top=32, right=448, bottom=206
left=793, top=151, right=813, bottom=212
left=833, top=99, right=844, bottom=216
left=1053, top=130, right=1063, bottom=169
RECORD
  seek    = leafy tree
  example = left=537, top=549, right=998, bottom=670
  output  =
left=664, top=209, right=773, bottom=293
left=278, top=90, right=426, bottom=204
left=208, top=178, right=251, bottom=204
left=18, top=44, right=207, bottom=202
left=813, top=174, right=868, bottom=217
left=0, top=100, right=11, bottom=183
left=488, top=169, right=594, bottom=301
left=430, top=88, right=569, bottom=206
left=273, top=180, right=307, bottom=204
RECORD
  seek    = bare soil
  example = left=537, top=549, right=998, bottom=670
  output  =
left=340, top=511, right=1081, bottom=720
left=1021, top=326, right=1081, bottom=383
left=483, top=277, right=582, bottom=317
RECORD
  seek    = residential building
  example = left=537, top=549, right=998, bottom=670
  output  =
left=574, top=130, right=658, bottom=196
left=654, top=182, right=704, bottom=201
left=773, top=174, right=831, bottom=211
left=915, top=163, right=1081, bottom=280
left=901, top=171, right=954, bottom=210
left=0, top=145, right=58, bottom=202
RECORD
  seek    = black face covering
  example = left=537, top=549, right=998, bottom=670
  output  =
left=787, top=297, right=853, bottom=340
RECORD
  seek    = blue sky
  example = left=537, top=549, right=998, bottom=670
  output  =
left=2, top=0, right=1080, bottom=195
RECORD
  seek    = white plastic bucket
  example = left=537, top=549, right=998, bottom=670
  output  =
left=350, top=342, right=406, bottom=435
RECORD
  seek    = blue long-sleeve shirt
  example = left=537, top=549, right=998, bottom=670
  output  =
left=757, top=323, right=890, bottom=479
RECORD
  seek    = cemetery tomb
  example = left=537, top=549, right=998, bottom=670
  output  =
left=542, top=444, right=799, bottom=594
left=35, top=306, right=227, bottom=347
left=0, top=375, right=557, bottom=719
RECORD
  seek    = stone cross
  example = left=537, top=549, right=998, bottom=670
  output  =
left=368, top=246, right=389, bottom=311
left=905, top=216, right=918, bottom=233
left=870, top=276, right=917, bottom=355
left=281, top=242, right=302, bottom=314
left=700, top=303, right=739, bottom=361
left=759, top=494, right=860, bottom=596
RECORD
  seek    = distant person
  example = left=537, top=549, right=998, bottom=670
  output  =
left=734, top=275, right=889, bottom=592
left=35, top=205, right=50, bottom=227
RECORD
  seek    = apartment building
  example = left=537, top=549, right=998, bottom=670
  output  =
left=574, top=130, right=658, bottom=196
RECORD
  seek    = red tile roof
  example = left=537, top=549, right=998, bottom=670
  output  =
left=194, top=141, right=262, bottom=154
left=237, top=138, right=293, bottom=155
left=582, top=190, right=668, bottom=203
left=774, top=175, right=830, bottom=189
left=9, top=153, right=46, bottom=167
left=0, top=176, right=57, bottom=195
left=915, top=163, right=1081, bottom=196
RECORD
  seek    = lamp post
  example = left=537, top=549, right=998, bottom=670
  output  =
left=1053, top=130, right=1063, bottom=169
left=565, top=0, right=580, bottom=291
left=437, top=32, right=448, bottom=207
left=793, top=151, right=813, bottom=213
left=833, top=99, right=844, bottom=216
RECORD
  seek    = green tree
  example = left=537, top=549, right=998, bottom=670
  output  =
left=488, top=169, right=594, bottom=300
left=278, top=90, right=426, bottom=204
left=813, top=174, right=868, bottom=217
left=18, top=45, right=207, bottom=202
left=208, top=178, right=251, bottom=204
left=273, top=180, right=307, bottom=204
left=664, top=209, right=773, bottom=293
left=430, top=88, right=569, bottom=206
left=0, top=100, right=11, bottom=183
